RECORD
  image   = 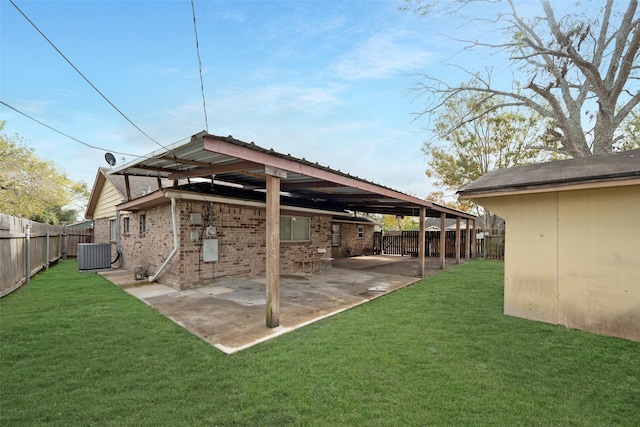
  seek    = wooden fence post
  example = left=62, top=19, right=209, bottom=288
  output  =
left=25, top=223, right=31, bottom=285
left=46, top=230, right=50, bottom=271
left=440, top=213, right=446, bottom=269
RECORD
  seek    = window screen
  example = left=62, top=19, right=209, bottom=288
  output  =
left=280, top=216, right=310, bottom=241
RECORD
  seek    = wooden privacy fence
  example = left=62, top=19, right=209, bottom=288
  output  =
left=0, top=213, right=93, bottom=297
left=374, top=229, right=504, bottom=260
left=374, top=230, right=473, bottom=258
left=477, top=233, right=505, bottom=259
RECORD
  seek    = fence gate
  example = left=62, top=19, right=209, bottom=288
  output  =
left=377, top=230, right=471, bottom=258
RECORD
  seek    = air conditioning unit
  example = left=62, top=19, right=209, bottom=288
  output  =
left=78, top=243, right=112, bottom=271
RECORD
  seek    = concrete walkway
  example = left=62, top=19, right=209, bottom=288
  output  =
left=98, top=256, right=451, bottom=354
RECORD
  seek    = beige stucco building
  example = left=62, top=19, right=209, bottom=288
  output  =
left=458, top=149, right=640, bottom=342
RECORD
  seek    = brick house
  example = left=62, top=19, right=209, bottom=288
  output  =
left=86, top=173, right=379, bottom=290
left=86, top=132, right=475, bottom=327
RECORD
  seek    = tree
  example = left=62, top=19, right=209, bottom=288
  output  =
left=424, top=91, right=552, bottom=190
left=405, top=0, right=640, bottom=157
left=423, top=92, right=550, bottom=228
left=425, top=190, right=472, bottom=213
left=617, top=109, right=640, bottom=150
left=0, top=121, right=88, bottom=221
left=381, top=214, right=419, bottom=231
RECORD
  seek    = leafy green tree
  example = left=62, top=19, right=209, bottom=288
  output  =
left=425, top=190, right=472, bottom=213
left=0, top=121, right=88, bottom=221
left=616, top=110, right=640, bottom=151
left=423, top=91, right=551, bottom=191
left=423, top=92, right=552, bottom=227
left=381, top=214, right=419, bottom=231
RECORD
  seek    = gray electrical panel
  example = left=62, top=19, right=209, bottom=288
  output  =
left=203, top=239, right=218, bottom=262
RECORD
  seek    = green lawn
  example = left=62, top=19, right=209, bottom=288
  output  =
left=1, top=260, right=638, bottom=426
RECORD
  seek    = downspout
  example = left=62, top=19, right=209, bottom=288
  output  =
left=112, top=210, right=122, bottom=265
left=150, top=197, right=178, bottom=282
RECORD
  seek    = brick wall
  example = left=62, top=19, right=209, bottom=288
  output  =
left=119, top=204, right=175, bottom=284
left=114, top=200, right=332, bottom=290
left=331, top=222, right=375, bottom=258
left=93, top=217, right=118, bottom=263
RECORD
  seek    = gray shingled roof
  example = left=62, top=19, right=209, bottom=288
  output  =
left=458, top=149, right=640, bottom=196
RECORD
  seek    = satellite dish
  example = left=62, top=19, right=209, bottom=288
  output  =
left=105, top=153, right=116, bottom=166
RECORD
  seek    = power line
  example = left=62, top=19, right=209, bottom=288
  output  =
left=190, top=0, right=209, bottom=133
left=1, top=100, right=141, bottom=158
left=2, top=100, right=195, bottom=168
left=9, top=0, right=171, bottom=152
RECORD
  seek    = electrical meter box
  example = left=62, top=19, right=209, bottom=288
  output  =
left=189, top=213, right=202, bottom=225
left=203, top=239, right=218, bottom=262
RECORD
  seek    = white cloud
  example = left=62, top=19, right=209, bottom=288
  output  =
left=331, top=30, right=434, bottom=81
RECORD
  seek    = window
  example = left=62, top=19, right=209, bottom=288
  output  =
left=109, top=219, right=116, bottom=240
left=358, top=226, right=364, bottom=239
left=280, top=216, right=310, bottom=241
left=140, top=214, right=146, bottom=235
left=123, top=217, right=130, bottom=234
left=332, top=224, right=341, bottom=246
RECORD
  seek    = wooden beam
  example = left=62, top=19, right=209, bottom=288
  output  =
left=202, top=136, right=473, bottom=216
left=122, top=164, right=175, bottom=174
left=124, top=175, right=132, bottom=201
left=455, top=216, right=461, bottom=264
left=159, top=155, right=212, bottom=167
left=465, top=219, right=471, bottom=259
left=440, top=213, right=446, bottom=270
left=280, top=181, right=345, bottom=189
left=419, top=207, right=426, bottom=277
left=157, top=177, right=163, bottom=190
left=167, top=161, right=262, bottom=180
left=471, top=219, right=476, bottom=258
left=265, top=173, right=281, bottom=328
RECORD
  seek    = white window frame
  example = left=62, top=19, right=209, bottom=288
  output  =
left=332, top=224, right=341, bottom=246
left=357, top=225, right=364, bottom=239
left=109, top=219, right=117, bottom=241
left=139, top=214, right=146, bottom=235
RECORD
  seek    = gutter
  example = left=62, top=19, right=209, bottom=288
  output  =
left=150, top=197, right=178, bottom=282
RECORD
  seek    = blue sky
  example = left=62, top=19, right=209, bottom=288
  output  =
left=2, top=0, right=527, bottom=204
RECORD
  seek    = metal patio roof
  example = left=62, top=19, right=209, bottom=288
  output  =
left=111, top=131, right=475, bottom=220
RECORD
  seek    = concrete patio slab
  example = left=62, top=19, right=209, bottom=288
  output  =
left=98, top=256, right=463, bottom=354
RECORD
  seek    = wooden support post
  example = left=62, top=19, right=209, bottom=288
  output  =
left=419, top=207, right=426, bottom=277
left=124, top=175, right=132, bottom=201
left=265, top=166, right=286, bottom=328
left=471, top=219, right=476, bottom=258
left=465, top=219, right=471, bottom=260
left=440, top=213, right=446, bottom=270
left=265, top=174, right=280, bottom=328
left=455, top=216, right=461, bottom=264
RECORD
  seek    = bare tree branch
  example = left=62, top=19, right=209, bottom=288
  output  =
left=406, top=0, right=640, bottom=157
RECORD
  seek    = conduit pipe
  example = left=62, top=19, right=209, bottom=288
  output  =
left=150, top=197, right=178, bottom=282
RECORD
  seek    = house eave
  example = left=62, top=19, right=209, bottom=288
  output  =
left=116, top=189, right=352, bottom=217
left=458, top=176, right=640, bottom=200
